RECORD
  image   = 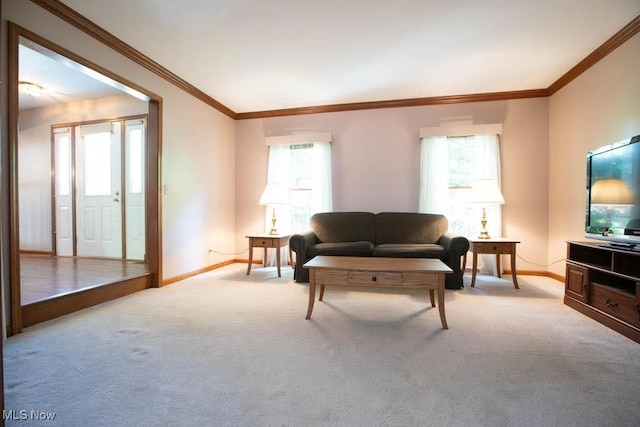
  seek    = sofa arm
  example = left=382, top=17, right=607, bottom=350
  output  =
left=438, top=232, right=470, bottom=259
left=289, top=231, right=317, bottom=282
left=437, top=232, right=470, bottom=289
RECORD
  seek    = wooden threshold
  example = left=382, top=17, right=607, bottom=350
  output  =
left=20, top=255, right=151, bottom=328
left=22, top=275, right=150, bottom=328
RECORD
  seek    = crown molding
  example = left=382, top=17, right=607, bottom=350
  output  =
left=235, top=89, right=550, bottom=120
left=30, top=1, right=640, bottom=120
left=548, top=14, right=640, bottom=95
left=31, top=0, right=237, bottom=119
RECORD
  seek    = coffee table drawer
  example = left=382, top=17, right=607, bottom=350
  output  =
left=348, top=271, right=402, bottom=285
left=402, top=272, right=439, bottom=285
left=315, top=269, right=347, bottom=284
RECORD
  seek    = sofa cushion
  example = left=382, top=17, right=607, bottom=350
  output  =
left=310, top=212, right=376, bottom=243
left=372, top=243, right=446, bottom=259
left=307, top=241, right=374, bottom=257
left=375, top=212, right=448, bottom=244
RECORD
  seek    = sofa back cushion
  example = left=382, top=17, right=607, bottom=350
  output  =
left=375, top=212, right=448, bottom=244
left=310, top=212, right=376, bottom=243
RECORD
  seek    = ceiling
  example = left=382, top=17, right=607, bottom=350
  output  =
left=23, top=1, right=640, bottom=114
left=19, top=41, right=123, bottom=110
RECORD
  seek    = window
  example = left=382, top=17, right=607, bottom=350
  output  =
left=419, top=130, right=502, bottom=274
left=288, top=143, right=315, bottom=232
left=265, top=139, right=333, bottom=234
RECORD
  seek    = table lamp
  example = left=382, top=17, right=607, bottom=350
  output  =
left=259, top=183, right=288, bottom=235
left=470, top=179, right=505, bottom=239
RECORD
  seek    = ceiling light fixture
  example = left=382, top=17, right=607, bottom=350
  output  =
left=18, top=81, right=44, bottom=97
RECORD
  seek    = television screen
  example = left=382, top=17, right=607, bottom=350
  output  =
left=585, top=135, right=640, bottom=246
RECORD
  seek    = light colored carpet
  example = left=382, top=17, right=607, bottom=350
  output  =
left=3, top=263, right=639, bottom=426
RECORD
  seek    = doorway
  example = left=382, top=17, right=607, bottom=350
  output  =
left=8, top=24, right=162, bottom=335
left=53, top=119, right=146, bottom=260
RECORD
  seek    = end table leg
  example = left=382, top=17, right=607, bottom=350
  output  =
left=319, top=285, right=325, bottom=301
left=246, top=244, right=253, bottom=275
left=471, top=252, right=478, bottom=287
left=276, top=247, right=282, bottom=277
left=429, top=289, right=435, bottom=307
left=511, top=252, right=519, bottom=289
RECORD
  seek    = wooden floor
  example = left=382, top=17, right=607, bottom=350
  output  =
left=20, top=255, right=151, bottom=328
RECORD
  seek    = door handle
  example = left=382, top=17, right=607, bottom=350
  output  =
left=113, top=191, right=120, bottom=202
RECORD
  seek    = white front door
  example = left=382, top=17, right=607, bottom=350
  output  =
left=75, top=122, right=123, bottom=258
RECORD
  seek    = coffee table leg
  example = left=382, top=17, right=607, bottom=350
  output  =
left=429, top=289, right=435, bottom=307
left=306, top=271, right=316, bottom=319
left=437, top=275, right=448, bottom=329
left=319, top=285, right=325, bottom=301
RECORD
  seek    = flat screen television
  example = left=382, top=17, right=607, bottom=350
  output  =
left=585, top=134, right=640, bottom=248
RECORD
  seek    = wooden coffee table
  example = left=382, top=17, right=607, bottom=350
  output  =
left=303, top=256, right=452, bottom=329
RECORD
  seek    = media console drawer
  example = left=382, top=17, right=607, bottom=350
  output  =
left=589, top=283, right=639, bottom=326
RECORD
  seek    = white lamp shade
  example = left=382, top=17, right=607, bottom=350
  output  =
left=591, top=178, right=633, bottom=205
left=470, top=179, right=505, bottom=205
left=259, top=183, right=288, bottom=205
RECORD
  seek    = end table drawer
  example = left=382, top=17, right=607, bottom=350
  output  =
left=348, top=271, right=402, bottom=285
left=473, top=242, right=508, bottom=254
left=254, top=238, right=277, bottom=248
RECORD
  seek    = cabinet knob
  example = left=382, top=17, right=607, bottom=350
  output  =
left=605, top=299, right=618, bottom=309
left=372, top=276, right=377, bottom=282
left=633, top=303, right=640, bottom=313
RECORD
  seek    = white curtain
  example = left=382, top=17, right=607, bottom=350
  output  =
left=263, top=141, right=332, bottom=266
left=311, top=141, right=333, bottom=213
left=418, top=136, right=449, bottom=214
left=419, top=133, right=502, bottom=276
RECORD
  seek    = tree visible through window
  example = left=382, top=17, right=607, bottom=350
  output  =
left=447, top=136, right=478, bottom=237
left=288, top=143, right=314, bottom=232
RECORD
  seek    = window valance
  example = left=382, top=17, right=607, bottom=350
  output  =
left=265, top=132, right=333, bottom=146
left=419, top=123, right=502, bottom=139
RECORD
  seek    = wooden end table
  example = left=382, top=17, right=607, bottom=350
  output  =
left=303, top=256, right=452, bottom=329
left=467, top=238, right=520, bottom=289
left=246, top=234, right=291, bottom=277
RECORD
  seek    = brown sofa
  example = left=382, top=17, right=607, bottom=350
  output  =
left=289, top=212, right=469, bottom=289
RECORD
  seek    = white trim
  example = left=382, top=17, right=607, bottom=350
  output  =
left=265, top=132, right=333, bottom=146
left=419, top=123, right=502, bottom=138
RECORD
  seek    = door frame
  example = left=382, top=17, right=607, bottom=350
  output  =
left=7, top=23, right=162, bottom=335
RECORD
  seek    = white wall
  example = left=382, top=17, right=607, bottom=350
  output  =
left=548, top=32, right=640, bottom=277
left=236, top=98, right=550, bottom=272
left=18, top=95, right=147, bottom=251
left=3, top=0, right=237, bottom=281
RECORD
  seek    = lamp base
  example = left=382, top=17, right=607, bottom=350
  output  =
left=477, top=229, right=491, bottom=239
left=268, top=208, right=278, bottom=235
left=478, top=207, right=491, bottom=239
